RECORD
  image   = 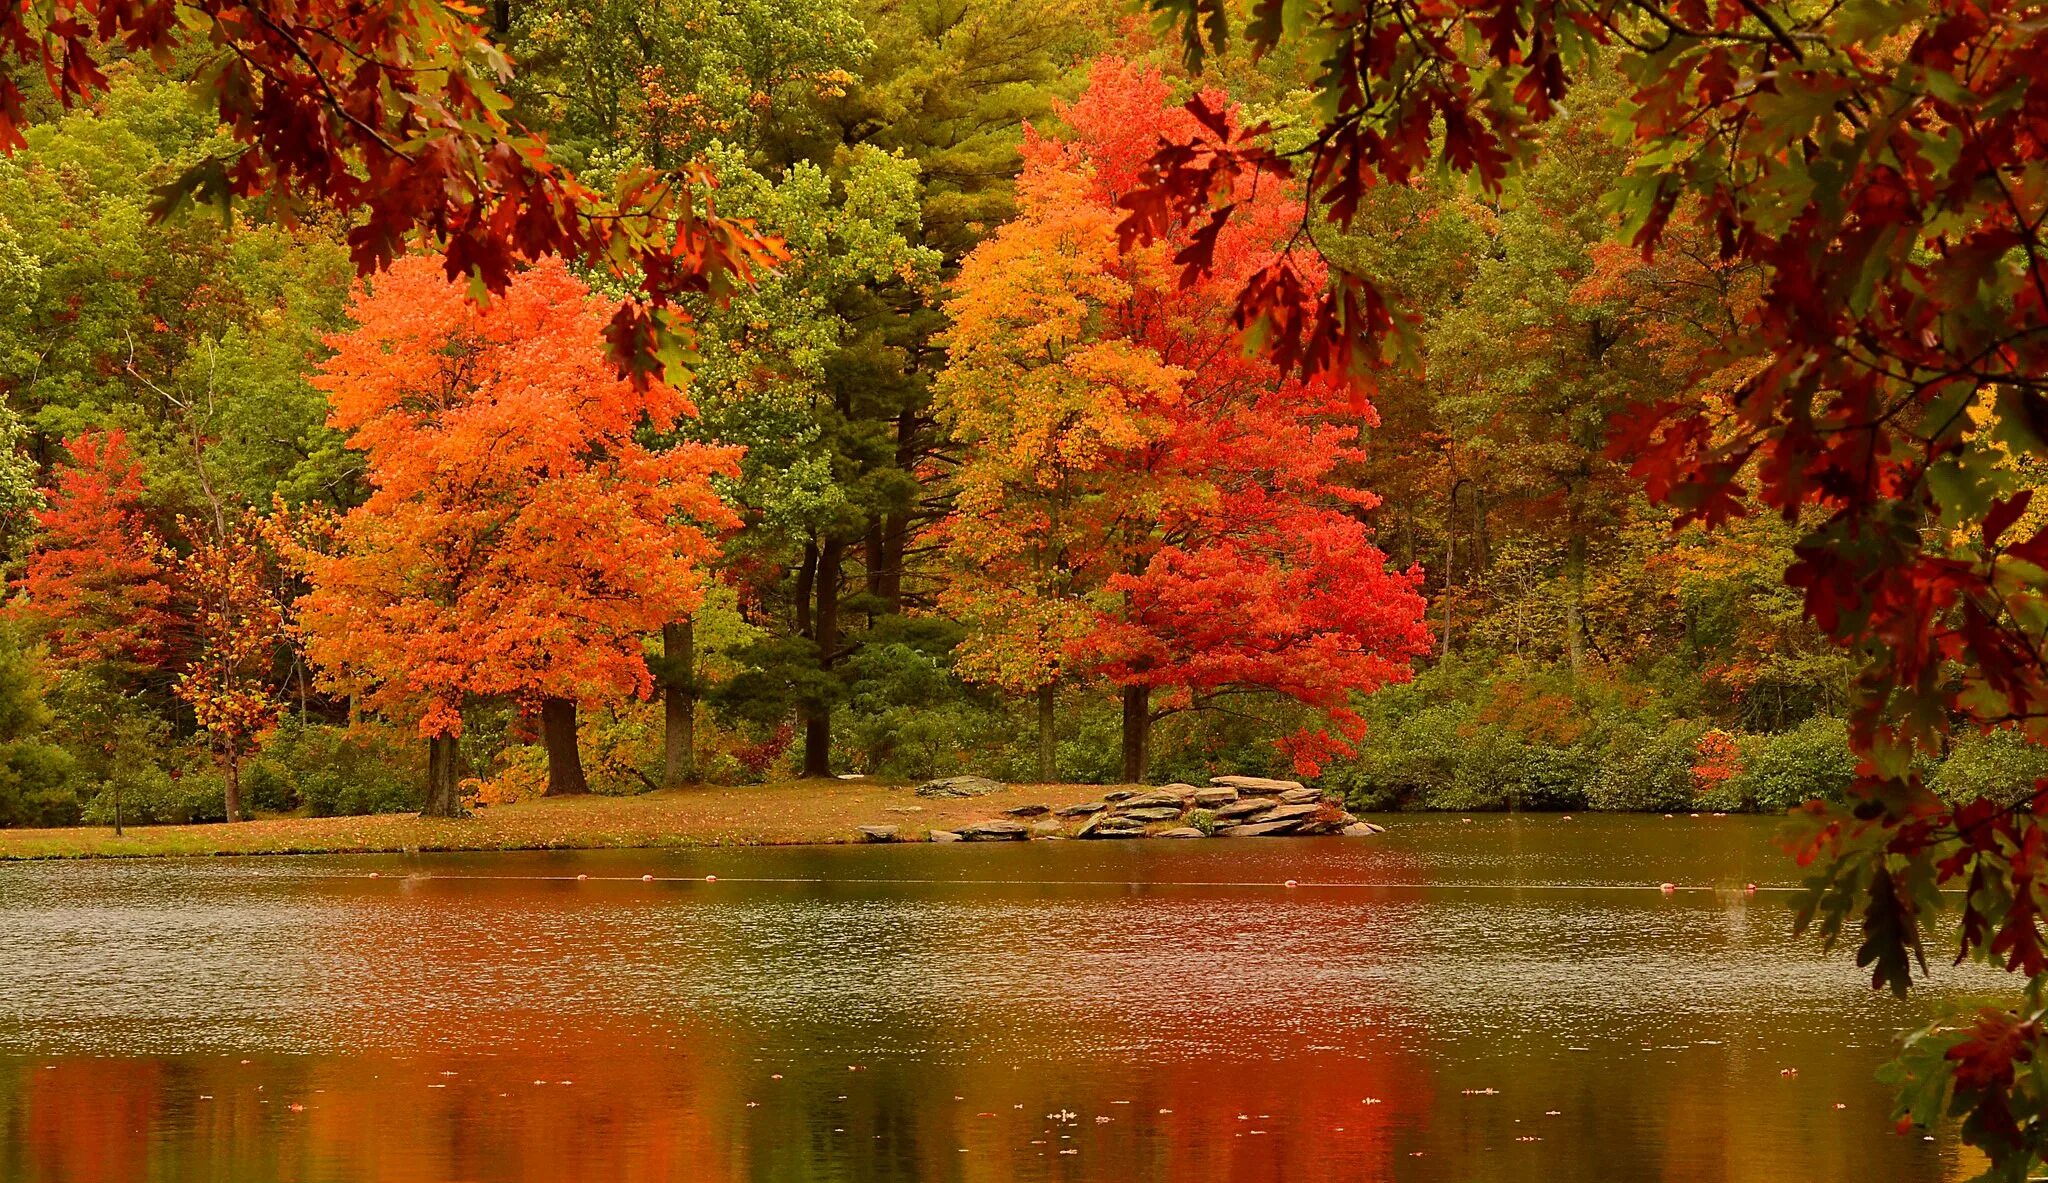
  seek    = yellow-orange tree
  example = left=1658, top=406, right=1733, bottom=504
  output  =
left=938, top=59, right=1431, bottom=783
left=297, top=256, right=740, bottom=815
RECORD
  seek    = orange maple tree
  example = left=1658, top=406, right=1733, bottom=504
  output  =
left=938, top=59, right=1432, bottom=782
left=14, top=431, right=178, bottom=677
left=296, top=255, right=741, bottom=815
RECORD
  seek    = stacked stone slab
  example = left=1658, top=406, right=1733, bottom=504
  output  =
left=933, top=777, right=1386, bottom=841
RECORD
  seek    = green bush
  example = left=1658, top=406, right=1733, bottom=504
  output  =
left=0, top=628, right=77, bottom=827
left=243, top=719, right=422, bottom=816
left=82, top=761, right=224, bottom=826
left=1930, top=729, right=2048, bottom=805
left=1722, top=716, right=1856, bottom=812
left=1584, top=723, right=1703, bottom=812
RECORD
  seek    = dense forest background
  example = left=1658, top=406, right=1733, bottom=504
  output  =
left=0, top=0, right=2022, bottom=828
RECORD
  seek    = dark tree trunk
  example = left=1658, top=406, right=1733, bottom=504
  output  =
left=662, top=619, right=698, bottom=787
left=801, top=539, right=843, bottom=778
left=1120, top=685, right=1150, bottom=785
left=422, top=734, right=462, bottom=817
left=223, top=748, right=243, bottom=823
left=1037, top=684, right=1056, bottom=783
left=541, top=697, right=589, bottom=796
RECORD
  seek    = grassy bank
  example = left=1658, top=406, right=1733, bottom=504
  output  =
left=0, top=781, right=1111, bottom=860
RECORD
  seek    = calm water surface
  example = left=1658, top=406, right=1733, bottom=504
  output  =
left=0, top=814, right=2001, bottom=1181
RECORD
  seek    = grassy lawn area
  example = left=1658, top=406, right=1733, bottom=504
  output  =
left=0, top=781, right=1115, bottom=860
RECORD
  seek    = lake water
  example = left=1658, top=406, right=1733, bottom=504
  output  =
left=0, top=814, right=1997, bottom=1181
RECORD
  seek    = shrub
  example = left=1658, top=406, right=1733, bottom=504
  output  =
left=1931, top=729, right=2048, bottom=805
left=83, top=759, right=223, bottom=825
left=1721, top=716, right=1856, bottom=812
left=1585, top=722, right=1704, bottom=812
left=243, top=718, right=421, bottom=816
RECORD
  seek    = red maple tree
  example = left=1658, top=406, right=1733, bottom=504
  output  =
left=14, top=431, right=177, bottom=676
left=940, top=59, right=1431, bottom=782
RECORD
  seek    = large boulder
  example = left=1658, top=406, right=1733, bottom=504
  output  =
left=1278, top=787, right=1323, bottom=805
left=929, top=829, right=963, bottom=843
left=959, top=819, right=1030, bottom=841
left=1191, top=787, right=1239, bottom=808
left=1342, top=821, right=1386, bottom=837
left=857, top=825, right=899, bottom=843
left=1117, top=805, right=1184, bottom=823
left=916, top=775, right=1006, bottom=798
left=1211, top=775, right=1304, bottom=796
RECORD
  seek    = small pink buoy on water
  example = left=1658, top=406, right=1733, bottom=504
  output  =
left=369, top=872, right=380, bottom=879
left=576, top=874, right=588, bottom=881
left=1285, top=879, right=1299, bottom=888
left=1744, top=882, right=1758, bottom=895
left=705, top=874, right=717, bottom=883
left=1780, top=1067, right=1799, bottom=1078
left=641, top=874, right=655, bottom=882
left=1660, top=882, right=1677, bottom=895
left=1561, top=815, right=1573, bottom=822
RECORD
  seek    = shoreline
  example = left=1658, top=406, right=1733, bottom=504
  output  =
left=0, top=781, right=1184, bottom=861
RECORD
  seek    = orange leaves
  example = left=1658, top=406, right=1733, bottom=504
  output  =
left=297, top=255, right=739, bottom=735
left=938, top=60, right=1432, bottom=760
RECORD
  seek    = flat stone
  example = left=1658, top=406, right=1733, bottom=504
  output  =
left=959, top=819, right=1029, bottom=841
left=1341, top=822, right=1385, bottom=837
left=1293, top=817, right=1342, bottom=835
left=1259, top=803, right=1321, bottom=825
left=1030, top=819, right=1061, bottom=837
left=1211, top=775, right=1304, bottom=796
left=1122, top=790, right=1186, bottom=809
left=1117, top=805, right=1184, bottom=823
left=1057, top=801, right=1108, bottom=817
left=1214, top=819, right=1304, bottom=837
left=1157, top=826, right=1205, bottom=839
left=1214, top=798, right=1276, bottom=821
left=1191, top=787, right=1238, bottom=808
left=1103, top=789, right=1137, bottom=802
left=1083, top=816, right=1145, bottom=839
left=929, top=829, right=962, bottom=843
left=916, top=775, right=1006, bottom=798
left=857, top=825, right=899, bottom=843
left=1279, top=787, right=1322, bottom=805
left=884, top=805, right=925, bottom=814
left=1158, top=783, right=1201, bottom=796
left=1004, top=803, right=1052, bottom=817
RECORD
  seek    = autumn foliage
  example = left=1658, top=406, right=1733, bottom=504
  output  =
left=295, top=256, right=740, bottom=813
left=15, top=431, right=176, bottom=674
left=1136, top=0, right=2048, bottom=1169
left=939, top=61, right=1431, bottom=779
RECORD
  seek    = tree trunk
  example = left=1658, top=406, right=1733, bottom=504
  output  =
left=801, top=539, right=843, bottom=778
left=223, top=747, right=243, bottom=823
left=1036, top=684, right=1056, bottom=783
left=422, top=734, right=462, bottom=818
left=662, top=619, right=698, bottom=787
left=1565, top=511, right=1587, bottom=677
left=541, top=697, right=589, bottom=796
left=1120, top=685, right=1150, bottom=784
